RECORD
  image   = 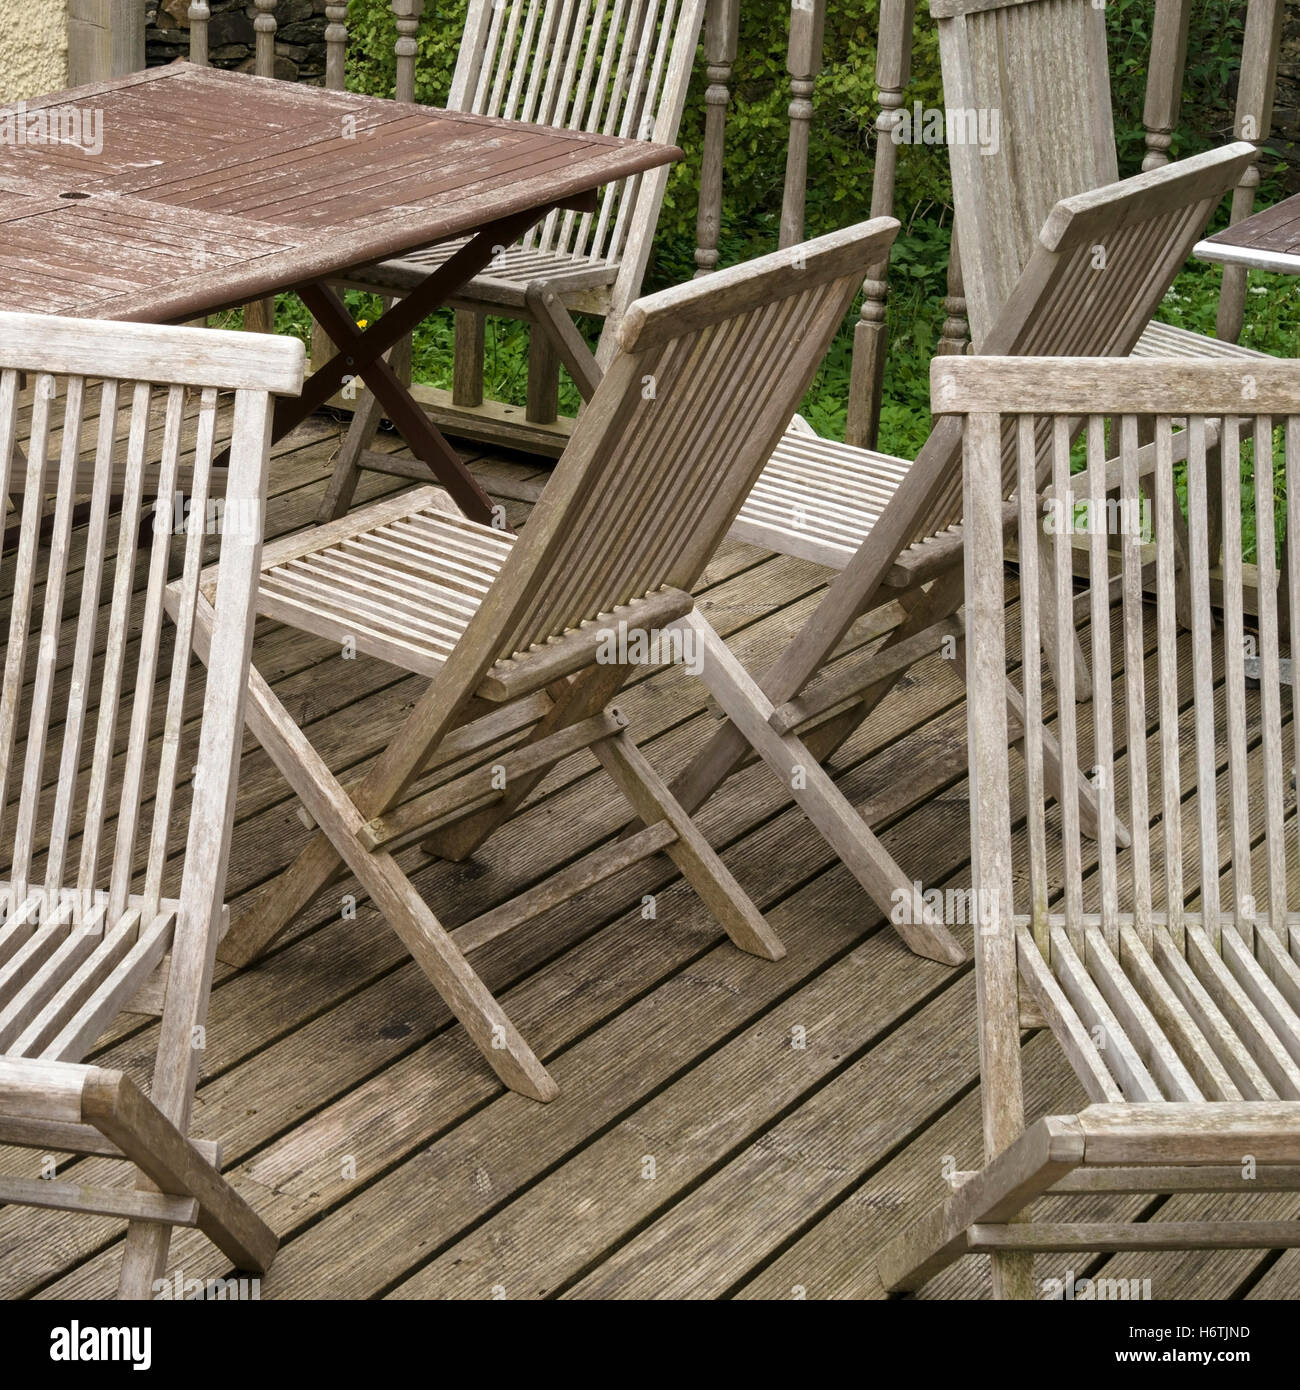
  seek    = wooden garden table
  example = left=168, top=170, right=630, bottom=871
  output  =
left=1195, top=191, right=1300, bottom=275
left=0, top=62, right=680, bottom=524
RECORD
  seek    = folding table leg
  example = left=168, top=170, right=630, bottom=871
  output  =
left=317, top=301, right=411, bottom=523
left=269, top=199, right=593, bottom=524
left=300, top=283, right=498, bottom=526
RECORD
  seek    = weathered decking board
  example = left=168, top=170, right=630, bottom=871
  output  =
left=1, top=415, right=1294, bottom=1302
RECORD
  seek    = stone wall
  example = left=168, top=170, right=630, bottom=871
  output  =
left=145, top=1, right=331, bottom=83
left=0, top=0, right=69, bottom=102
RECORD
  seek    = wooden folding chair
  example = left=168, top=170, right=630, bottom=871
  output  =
left=878, top=354, right=1300, bottom=1296
left=208, top=220, right=900, bottom=1102
left=0, top=311, right=304, bottom=1297
left=640, top=144, right=1250, bottom=959
left=317, top=0, right=707, bottom=512
left=936, top=0, right=1272, bottom=373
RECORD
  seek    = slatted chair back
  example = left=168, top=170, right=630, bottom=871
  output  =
left=0, top=313, right=300, bottom=1022
left=906, top=142, right=1256, bottom=543
left=934, top=0, right=1118, bottom=346
left=454, top=220, right=898, bottom=685
left=951, top=354, right=1300, bottom=1041
left=450, top=0, right=705, bottom=283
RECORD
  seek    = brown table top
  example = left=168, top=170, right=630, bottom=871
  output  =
left=0, top=62, right=681, bottom=322
left=1197, top=190, right=1300, bottom=273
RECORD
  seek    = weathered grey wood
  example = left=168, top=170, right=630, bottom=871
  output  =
left=778, top=0, right=826, bottom=249
left=0, top=311, right=300, bottom=1299
left=846, top=0, right=914, bottom=449
left=670, top=149, right=1253, bottom=954
left=879, top=353, right=1300, bottom=1297
left=188, top=2, right=210, bottom=66
left=67, top=0, right=147, bottom=85
left=83, top=1067, right=277, bottom=1273
left=1142, top=0, right=1191, bottom=170
left=694, top=0, right=739, bottom=276
left=219, top=225, right=892, bottom=1099
left=1217, top=0, right=1285, bottom=343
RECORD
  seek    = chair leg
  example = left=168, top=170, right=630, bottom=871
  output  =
left=682, top=613, right=965, bottom=965
left=525, top=325, right=561, bottom=425
left=74, top=1069, right=279, bottom=1296
left=316, top=386, right=383, bottom=522
left=315, top=296, right=414, bottom=524
left=592, top=725, right=787, bottom=962
left=224, top=655, right=557, bottom=1101
left=876, top=1115, right=1083, bottom=1295
left=452, top=308, right=485, bottom=407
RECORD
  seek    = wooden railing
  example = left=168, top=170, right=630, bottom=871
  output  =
left=1142, top=0, right=1286, bottom=345
left=182, top=0, right=1283, bottom=447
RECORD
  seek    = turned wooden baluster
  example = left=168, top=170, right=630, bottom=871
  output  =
left=936, top=229, right=967, bottom=357
left=778, top=0, right=827, bottom=249
left=1140, top=0, right=1189, bottom=170
left=188, top=2, right=210, bottom=65
left=325, top=1, right=349, bottom=89
left=845, top=0, right=912, bottom=448
left=244, top=1, right=280, bottom=333
left=393, top=0, right=424, bottom=104
left=254, top=0, right=277, bottom=75
left=309, top=3, right=352, bottom=374
left=694, top=0, right=739, bottom=276
left=387, top=1, right=423, bottom=390
left=1218, top=0, right=1284, bottom=343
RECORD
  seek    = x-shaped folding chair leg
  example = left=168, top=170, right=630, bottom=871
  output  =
left=658, top=569, right=1113, bottom=958
left=190, top=596, right=558, bottom=1101
left=241, top=657, right=559, bottom=1101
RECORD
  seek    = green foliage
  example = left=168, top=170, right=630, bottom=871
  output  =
left=299, top=1, right=1297, bottom=540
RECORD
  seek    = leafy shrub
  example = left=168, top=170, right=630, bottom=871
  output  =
left=314, top=0, right=1296, bottom=463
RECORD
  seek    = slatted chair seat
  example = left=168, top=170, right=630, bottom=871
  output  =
left=0, top=310, right=303, bottom=1297
left=877, top=356, right=1300, bottom=1300
left=354, top=238, right=620, bottom=308
left=0, top=890, right=184, bottom=1062
left=731, top=433, right=912, bottom=571
left=1133, top=319, right=1271, bottom=362
left=1020, top=916, right=1300, bottom=1105
left=247, top=488, right=514, bottom=680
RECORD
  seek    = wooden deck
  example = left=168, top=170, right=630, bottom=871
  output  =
left=4, top=410, right=1299, bottom=1302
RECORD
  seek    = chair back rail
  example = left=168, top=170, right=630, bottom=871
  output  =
left=0, top=315, right=300, bottom=944
left=347, top=216, right=892, bottom=754
left=907, top=142, right=1256, bottom=543
left=935, top=0, right=1118, bottom=347
left=485, top=219, right=897, bottom=663
left=949, top=356, right=1300, bottom=969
